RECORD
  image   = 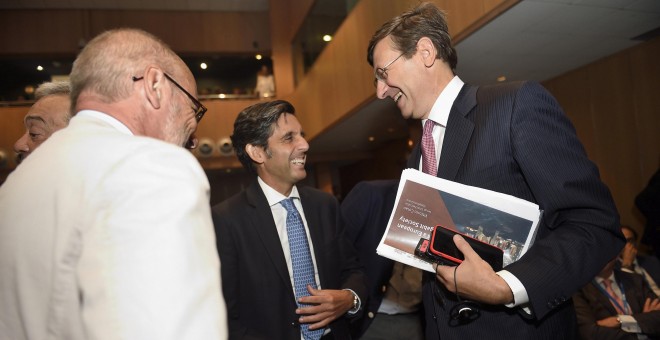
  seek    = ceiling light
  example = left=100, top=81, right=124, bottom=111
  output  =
left=323, top=35, right=332, bottom=42
left=36, top=65, right=43, bottom=71
left=497, top=75, right=506, bottom=82
left=200, top=62, right=208, bottom=70
left=368, top=136, right=375, bottom=142
left=255, top=54, right=262, bottom=60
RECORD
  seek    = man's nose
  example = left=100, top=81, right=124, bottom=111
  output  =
left=13, top=133, right=29, bottom=154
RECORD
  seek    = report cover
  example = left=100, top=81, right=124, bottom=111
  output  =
left=376, top=169, right=542, bottom=273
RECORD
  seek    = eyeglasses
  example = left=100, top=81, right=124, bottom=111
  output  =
left=132, top=73, right=207, bottom=122
left=374, top=52, right=405, bottom=86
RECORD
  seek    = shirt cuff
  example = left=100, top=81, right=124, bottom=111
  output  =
left=496, top=270, right=530, bottom=313
left=618, top=315, right=642, bottom=333
left=343, top=288, right=361, bottom=315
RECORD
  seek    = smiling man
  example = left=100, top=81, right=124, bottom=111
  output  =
left=212, top=100, right=367, bottom=340
left=367, top=2, right=622, bottom=339
left=13, top=81, right=71, bottom=163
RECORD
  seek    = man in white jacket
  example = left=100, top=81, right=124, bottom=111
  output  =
left=0, top=28, right=227, bottom=340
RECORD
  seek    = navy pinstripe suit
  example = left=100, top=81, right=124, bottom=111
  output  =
left=409, top=81, right=624, bottom=339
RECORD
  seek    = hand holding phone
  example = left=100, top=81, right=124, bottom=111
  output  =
left=416, top=225, right=504, bottom=271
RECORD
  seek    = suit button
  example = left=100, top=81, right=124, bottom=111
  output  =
left=381, top=285, right=387, bottom=293
left=368, top=312, right=374, bottom=319
left=432, top=314, right=437, bottom=320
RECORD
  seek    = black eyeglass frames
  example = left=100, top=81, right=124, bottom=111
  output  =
left=132, top=73, right=207, bottom=122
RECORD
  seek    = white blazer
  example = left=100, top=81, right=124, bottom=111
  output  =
left=0, top=110, right=227, bottom=340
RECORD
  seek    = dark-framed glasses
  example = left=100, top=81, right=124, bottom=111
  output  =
left=374, top=52, right=405, bottom=86
left=132, top=73, right=207, bottom=122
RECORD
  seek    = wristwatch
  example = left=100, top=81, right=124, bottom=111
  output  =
left=348, top=290, right=359, bottom=314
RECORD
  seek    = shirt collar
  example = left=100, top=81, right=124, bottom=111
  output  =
left=424, top=75, right=464, bottom=128
left=76, top=110, right=134, bottom=136
left=257, top=176, right=300, bottom=207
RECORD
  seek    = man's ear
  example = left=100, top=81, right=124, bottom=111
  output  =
left=142, top=67, right=165, bottom=110
left=417, top=37, right=437, bottom=68
left=245, top=144, right=266, bottom=164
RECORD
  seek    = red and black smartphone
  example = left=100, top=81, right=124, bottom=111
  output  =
left=421, top=225, right=504, bottom=271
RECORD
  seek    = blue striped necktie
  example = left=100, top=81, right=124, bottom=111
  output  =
left=280, top=198, right=324, bottom=340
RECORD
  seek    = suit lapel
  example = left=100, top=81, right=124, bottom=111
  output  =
left=437, top=84, right=477, bottom=181
left=245, top=181, right=295, bottom=295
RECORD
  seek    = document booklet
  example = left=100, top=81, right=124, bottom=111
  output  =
left=376, top=169, right=542, bottom=273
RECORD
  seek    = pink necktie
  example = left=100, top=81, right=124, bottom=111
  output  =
left=422, top=119, right=437, bottom=176
left=602, top=279, right=627, bottom=314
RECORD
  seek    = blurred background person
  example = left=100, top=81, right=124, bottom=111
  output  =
left=254, top=64, right=275, bottom=98
left=0, top=28, right=227, bottom=340
left=573, top=256, right=660, bottom=339
left=13, top=81, right=71, bottom=163
left=619, top=225, right=660, bottom=296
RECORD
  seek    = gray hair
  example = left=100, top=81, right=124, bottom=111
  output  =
left=34, top=81, right=71, bottom=100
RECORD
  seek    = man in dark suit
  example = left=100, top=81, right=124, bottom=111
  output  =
left=341, top=180, right=424, bottom=339
left=573, top=257, right=660, bottom=339
left=367, top=2, right=623, bottom=339
left=212, top=100, right=367, bottom=340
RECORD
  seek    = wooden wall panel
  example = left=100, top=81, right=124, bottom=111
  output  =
left=629, top=38, right=660, bottom=180
left=0, top=10, right=86, bottom=55
left=542, top=36, right=660, bottom=234
left=0, top=10, right=269, bottom=56
left=269, top=0, right=314, bottom=98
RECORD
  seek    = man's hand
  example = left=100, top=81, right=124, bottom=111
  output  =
left=435, top=234, right=514, bottom=305
left=296, top=285, right=354, bottom=330
left=620, top=242, right=637, bottom=269
left=596, top=316, right=620, bottom=328
left=643, top=297, right=660, bottom=312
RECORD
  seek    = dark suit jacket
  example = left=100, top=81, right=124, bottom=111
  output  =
left=573, top=269, right=660, bottom=339
left=407, top=81, right=623, bottom=339
left=212, top=179, right=367, bottom=340
left=340, top=179, right=402, bottom=337
left=639, top=255, right=660, bottom=286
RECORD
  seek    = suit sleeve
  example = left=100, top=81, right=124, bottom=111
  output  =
left=630, top=276, right=660, bottom=336
left=341, top=181, right=371, bottom=244
left=503, top=82, right=624, bottom=319
left=80, top=145, right=227, bottom=340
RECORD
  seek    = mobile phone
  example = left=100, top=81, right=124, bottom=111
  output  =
left=429, top=225, right=504, bottom=271
left=415, top=238, right=456, bottom=266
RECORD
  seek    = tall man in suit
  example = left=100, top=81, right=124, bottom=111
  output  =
left=0, top=28, right=227, bottom=339
left=367, top=2, right=623, bottom=339
left=212, top=100, right=367, bottom=339
left=573, top=257, right=660, bottom=339
left=341, top=180, right=425, bottom=339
